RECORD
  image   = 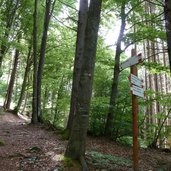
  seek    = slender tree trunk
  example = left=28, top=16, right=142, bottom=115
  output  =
left=14, top=45, right=32, bottom=114
left=3, top=45, right=20, bottom=110
left=43, top=87, right=48, bottom=112
left=164, top=0, right=171, bottom=74
left=66, top=0, right=88, bottom=131
left=32, top=0, right=38, bottom=124
left=51, top=89, right=56, bottom=115
left=104, top=2, right=126, bottom=137
left=21, top=92, right=28, bottom=115
left=37, top=0, right=56, bottom=121
left=53, top=76, right=64, bottom=124
left=65, top=0, right=102, bottom=163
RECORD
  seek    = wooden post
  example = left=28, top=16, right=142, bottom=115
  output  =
left=131, top=49, right=139, bottom=171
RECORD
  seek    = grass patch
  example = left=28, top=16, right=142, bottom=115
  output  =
left=63, top=157, right=76, bottom=167
left=59, top=156, right=81, bottom=170
left=86, top=151, right=132, bottom=170
left=0, top=108, right=5, bottom=116
left=0, top=139, right=5, bottom=146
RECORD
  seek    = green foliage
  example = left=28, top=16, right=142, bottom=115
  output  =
left=123, top=25, right=166, bottom=45
left=0, top=80, right=6, bottom=98
left=117, top=136, right=147, bottom=148
left=89, top=38, right=114, bottom=136
left=111, top=70, right=132, bottom=139
left=87, top=151, right=132, bottom=170
left=60, top=129, right=70, bottom=140
left=139, top=90, right=171, bottom=148
left=117, top=136, right=133, bottom=146
left=89, top=97, right=109, bottom=136
left=141, top=61, right=170, bottom=74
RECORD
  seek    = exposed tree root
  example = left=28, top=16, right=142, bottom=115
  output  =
left=80, top=155, right=89, bottom=171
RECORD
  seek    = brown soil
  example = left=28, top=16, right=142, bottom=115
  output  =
left=0, top=112, right=171, bottom=171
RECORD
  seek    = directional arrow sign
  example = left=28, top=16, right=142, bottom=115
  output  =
left=130, top=84, right=145, bottom=98
left=121, top=53, right=142, bottom=69
left=128, top=74, right=144, bottom=88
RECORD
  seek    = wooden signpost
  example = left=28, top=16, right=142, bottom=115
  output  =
left=121, top=49, right=144, bottom=171
left=121, top=53, right=142, bottom=70
left=128, top=74, right=144, bottom=88
left=130, top=84, right=145, bottom=98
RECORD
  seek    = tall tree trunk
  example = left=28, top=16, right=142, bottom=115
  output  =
left=37, top=0, right=56, bottom=121
left=53, top=76, right=64, bottom=124
left=104, top=2, right=126, bottom=137
left=164, top=0, right=171, bottom=74
left=21, top=91, right=28, bottom=115
left=65, top=0, right=102, bottom=164
left=3, top=45, right=20, bottom=110
left=66, top=0, right=88, bottom=132
left=14, top=45, right=32, bottom=114
left=42, top=87, right=48, bottom=112
left=32, top=0, right=38, bottom=124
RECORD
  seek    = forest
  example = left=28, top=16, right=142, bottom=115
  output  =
left=0, top=0, right=171, bottom=170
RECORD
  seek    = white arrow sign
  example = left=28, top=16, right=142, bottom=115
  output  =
left=121, top=53, right=142, bottom=69
left=128, top=74, right=144, bottom=88
left=130, top=84, right=145, bottom=98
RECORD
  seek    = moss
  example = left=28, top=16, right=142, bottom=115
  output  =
left=0, top=139, right=5, bottom=146
left=60, top=129, right=70, bottom=140
left=62, top=156, right=81, bottom=170
left=63, top=157, right=74, bottom=167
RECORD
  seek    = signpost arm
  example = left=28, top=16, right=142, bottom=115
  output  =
left=131, top=49, right=139, bottom=171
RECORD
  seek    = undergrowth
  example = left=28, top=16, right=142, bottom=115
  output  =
left=86, top=151, right=132, bottom=170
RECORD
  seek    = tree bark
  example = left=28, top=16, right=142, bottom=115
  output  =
left=3, top=45, right=20, bottom=110
left=164, top=0, right=171, bottom=74
left=32, top=0, right=38, bottom=124
left=65, top=0, right=102, bottom=161
left=37, top=0, right=56, bottom=121
left=14, top=45, right=32, bottom=114
left=66, top=0, right=88, bottom=131
left=104, top=2, right=126, bottom=138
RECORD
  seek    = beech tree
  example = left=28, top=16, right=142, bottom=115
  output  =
left=32, top=0, right=56, bottom=123
left=65, top=0, right=102, bottom=167
left=14, top=45, right=32, bottom=114
left=3, top=35, right=21, bottom=110
left=66, top=0, right=88, bottom=132
left=105, top=1, right=126, bottom=137
left=37, top=0, right=56, bottom=121
left=32, top=0, right=38, bottom=123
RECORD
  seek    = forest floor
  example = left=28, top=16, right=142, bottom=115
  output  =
left=0, top=111, right=171, bottom=171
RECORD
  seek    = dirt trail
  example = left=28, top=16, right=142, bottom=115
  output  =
left=0, top=113, right=67, bottom=171
left=0, top=112, right=171, bottom=171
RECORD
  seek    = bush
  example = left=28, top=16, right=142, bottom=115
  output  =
left=89, top=97, right=109, bottom=136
